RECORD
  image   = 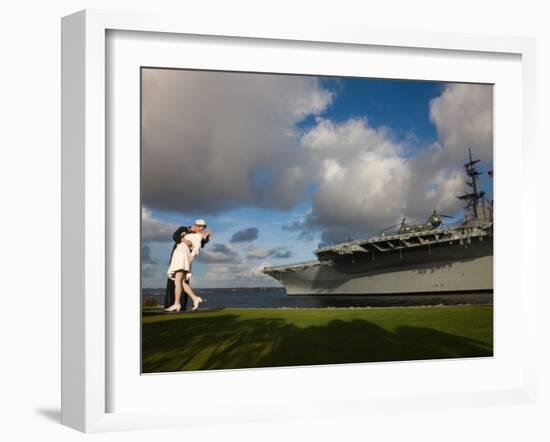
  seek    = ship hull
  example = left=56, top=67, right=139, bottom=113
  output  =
left=265, top=240, right=493, bottom=295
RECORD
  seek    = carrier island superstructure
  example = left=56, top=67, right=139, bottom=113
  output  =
left=262, top=151, right=493, bottom=295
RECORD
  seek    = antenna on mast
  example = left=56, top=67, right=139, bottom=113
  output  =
left=457, top=149, right=486, bottom=222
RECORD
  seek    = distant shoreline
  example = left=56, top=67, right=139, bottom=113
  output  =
left=142, top=286, right=283, bottom=291
left=141, top=288, right=492, bottom=309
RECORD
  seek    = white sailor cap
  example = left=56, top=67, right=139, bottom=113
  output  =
left=194, top=219, right=207, bottom=227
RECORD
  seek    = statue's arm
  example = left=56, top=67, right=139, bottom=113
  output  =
left=172, top=226, right=189, bottom=243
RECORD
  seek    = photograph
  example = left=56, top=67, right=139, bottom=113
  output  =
left=140, top=68, right=494, bottom=373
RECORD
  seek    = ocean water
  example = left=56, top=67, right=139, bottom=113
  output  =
left=142, top=287, right=493, bottom=309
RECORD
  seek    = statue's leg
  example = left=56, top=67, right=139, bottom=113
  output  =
left=164, top=278, right=175, bottom=308
left=181, top=278, right=190, bottom=310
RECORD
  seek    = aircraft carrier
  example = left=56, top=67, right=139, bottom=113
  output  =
left=262, top=151, right=493, bottom=295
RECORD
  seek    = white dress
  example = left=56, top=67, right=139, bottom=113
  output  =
left=167, top=232, right=203, bottom=280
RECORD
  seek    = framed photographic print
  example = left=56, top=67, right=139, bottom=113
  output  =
left=61, top=9, right=537, bottom=432
left=140, top=67, right=495, bottom=374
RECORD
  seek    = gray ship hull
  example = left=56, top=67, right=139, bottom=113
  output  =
left=265, top=239, right=493, bottom=296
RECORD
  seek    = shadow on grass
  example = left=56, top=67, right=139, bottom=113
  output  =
left=142, top=314, right=493, bottom=373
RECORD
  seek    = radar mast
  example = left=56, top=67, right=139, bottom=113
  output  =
left=457, top=149, right=486, bottom=222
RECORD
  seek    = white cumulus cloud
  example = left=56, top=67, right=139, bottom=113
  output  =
left=141, top=207, right=178, bottom=242
left=429, top=83, right=493, bottom=164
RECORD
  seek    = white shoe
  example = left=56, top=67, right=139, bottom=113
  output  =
left=192, top=297, right=204, bottom=311
left=164, top=303, right=181, bottom=312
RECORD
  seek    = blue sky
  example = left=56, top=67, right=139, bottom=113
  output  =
left=141, top=70, right=493, bottom=288
left=314, top=77, right=443, bottom=142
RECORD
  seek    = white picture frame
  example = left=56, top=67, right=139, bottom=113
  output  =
left=61, top=9, right=537, bottom=433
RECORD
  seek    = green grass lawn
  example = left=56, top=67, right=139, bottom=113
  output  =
left=141, top=306, right=493, bottom=373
